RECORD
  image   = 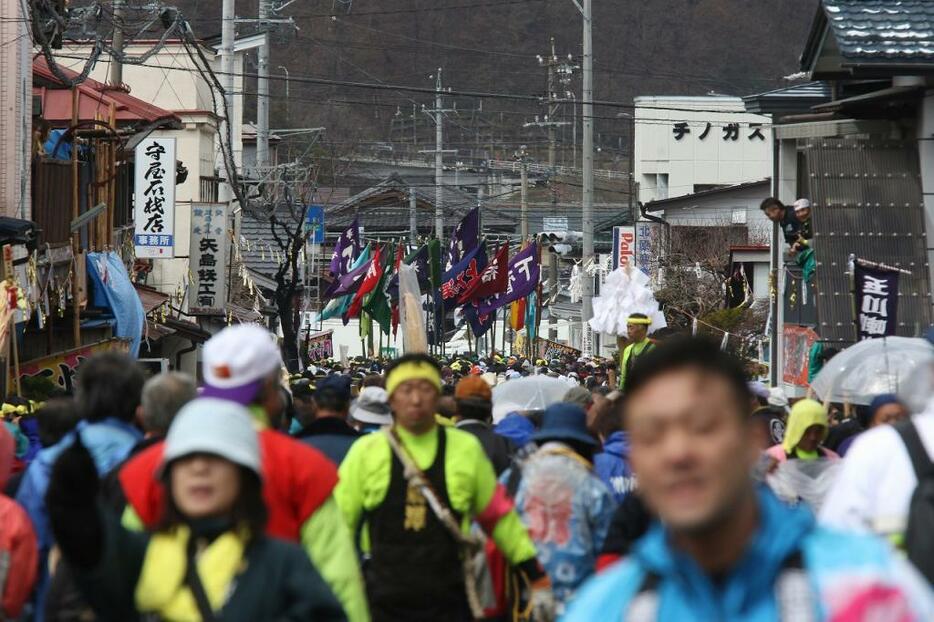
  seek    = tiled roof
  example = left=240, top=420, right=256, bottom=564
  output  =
left=806, top=1, right=934, bottom=69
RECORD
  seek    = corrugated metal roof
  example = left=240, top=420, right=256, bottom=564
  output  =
left=33, top=58, right=181, bottom=126
left=743, top=82, right=833, bottom=115
left=805, top=1, right=934, bottom=70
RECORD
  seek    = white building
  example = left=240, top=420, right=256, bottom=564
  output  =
left=56, top=36, right=262, bottom=299
left=634, top=96, right=772, bottom=203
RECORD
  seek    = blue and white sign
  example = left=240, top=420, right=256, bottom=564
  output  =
left=305, top=205, right=325, bottom=243
left=134, top=137, right=176, bottom=258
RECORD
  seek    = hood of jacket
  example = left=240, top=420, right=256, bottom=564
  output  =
left=601, top=431, right=629, bottom=459
left=632, top=486, right=815, bottom=610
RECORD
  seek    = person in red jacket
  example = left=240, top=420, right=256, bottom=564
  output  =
left=0, top=423, right=38, bottom=619
left=117, top=324, right=368, bottom=622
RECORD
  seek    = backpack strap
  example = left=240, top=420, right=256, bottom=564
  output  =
left=624, top=571, right=661, bottom=622
left=624, top=548, right=816, bottom=622
left=894, top=420, right=934, bottom=479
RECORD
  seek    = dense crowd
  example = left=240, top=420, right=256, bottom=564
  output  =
left=1, top=322, right=933, bottom=621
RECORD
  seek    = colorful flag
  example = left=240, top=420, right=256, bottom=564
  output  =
left=464, top=304, right=494, bottom=338
left=328, top=217, right=361, bottom=277
left=476, top=242, right=540, bottom=315
left=525, top=291, right=538, bottom=341
left=510, top=298, right=526, bottom=331
left=346, top=245, right=384, bottom=320
left=320, top=246, right=371, bottom=320
left=458, top=244, right=508, bottom=304
left=323, top=243, right=372, bottom=299
left=390, top=243, right=405, bottom=336
left=439, top=241, right=487, bottom=311
left=363, top=243, right=396, bottom=334
left=445, top=206, right=480, bottom=271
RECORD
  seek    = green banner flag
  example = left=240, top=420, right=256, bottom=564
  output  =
left=364, top=242, right=395, bottom=334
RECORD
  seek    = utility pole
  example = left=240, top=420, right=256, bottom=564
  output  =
left=519, top=152, right=529, bottom=240
left=110, top=0, right=125, bottom=86
left=580, top=0, right=595, bottom=351
left=409, top=187, right=418, bottom=245
left=527, top=41, right=574, bottom=169
left=419, top=69, right=456, bottom=243
left=434, top=72, right=444, bottom=239
left=256, top=0, right=270, bottom=170
left=218, top=0, right=236, bottom=204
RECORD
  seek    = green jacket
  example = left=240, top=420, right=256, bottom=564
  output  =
left=335, top=425, right=538, bottom=566
left=618, top=340, right=654, bottom=391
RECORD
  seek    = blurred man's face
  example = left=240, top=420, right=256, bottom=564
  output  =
left=628, top=323, right=648, bottom=343
left=872, top=402, right=909, bottom=427
left=627, top=368, right=757, bottom=534
left=389, top=379, right=439, bottom=434
left=764, top=205, right=784, bottom=223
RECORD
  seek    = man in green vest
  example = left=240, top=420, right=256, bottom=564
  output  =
left=618, top=313, right=654, bottom=391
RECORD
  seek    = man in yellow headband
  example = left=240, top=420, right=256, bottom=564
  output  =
left=335, top=353, right=555, bottom=622
left=618, top=313, right=654, bottom=391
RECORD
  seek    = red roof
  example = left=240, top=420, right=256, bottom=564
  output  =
left=33, top=57, right=180, bottom=126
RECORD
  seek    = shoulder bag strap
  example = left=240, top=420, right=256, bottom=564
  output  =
left=184, top=555, right=219, bottom=622
left=382, top=427, right=476, bottom=547
left=895, top=420, right=934, bottom=479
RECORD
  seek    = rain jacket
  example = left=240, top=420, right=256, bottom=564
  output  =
left=593, top=431, right=635, bottom=504
left=766, top=398, right=838, bottom=462
left=0, top=424, right=38, bottom=620
left=16, top=417, right=142, bottom=622
left=117, top=406, right=369, bottom=622
left=503, top=442, right=614, bottom=608
left=563, top=487, right=934, bottom=621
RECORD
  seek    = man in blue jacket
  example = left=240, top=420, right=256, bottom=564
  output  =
left=564, top=338, right=933, bottom=621
left=16, top=352, right=145, bottom=621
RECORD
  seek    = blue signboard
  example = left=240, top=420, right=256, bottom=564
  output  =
left=305, top=205, right=325, bottom=243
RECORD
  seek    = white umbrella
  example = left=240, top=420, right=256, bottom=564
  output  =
left=491, top=375, right=570, bottom=423
left=810, top=336, right=934, bottom=406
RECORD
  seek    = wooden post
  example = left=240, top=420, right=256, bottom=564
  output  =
left=71, top=88, right=81, bottom=347
left=10, top=313, right=20, bottom=397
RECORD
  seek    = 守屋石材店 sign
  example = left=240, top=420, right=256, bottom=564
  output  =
left=134, top=137, right=176, bottom=258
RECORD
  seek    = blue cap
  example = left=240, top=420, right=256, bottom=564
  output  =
left=532, top=402, right=596, bottom=446
left=316, top=375, right=352, bottom=401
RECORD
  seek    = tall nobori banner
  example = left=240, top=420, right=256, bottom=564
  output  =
left=189, top=203, right=229, bottom=314
left=612, top=226, right=635, bottom=270
left=853, top=260, right=899, bottom=340
left=134, top=137, right=176, bottom=258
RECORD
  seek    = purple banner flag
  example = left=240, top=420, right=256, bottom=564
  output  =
left=328, top=218, right=361, bottom=277
left=464, top=304, right=494, bottom=338
left=445, top=207, right=480, bottom=271
left=324, top=244, right=372, bottom=299
left=440, top=241, right=487, bottom=310
left=476, top=242, right=539, bottom=315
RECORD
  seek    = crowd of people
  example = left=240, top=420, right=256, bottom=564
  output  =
left=1, top=321, right=933, bottom=621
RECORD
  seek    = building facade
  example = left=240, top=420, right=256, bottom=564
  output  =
left=634, top=96, right=772, bottom=203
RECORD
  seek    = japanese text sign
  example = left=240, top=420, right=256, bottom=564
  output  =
left=189, top=203, right=229, bottom=314
left=854, top=262, right=899, bottom=340
left=134, top=137, right=176, bottom=258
